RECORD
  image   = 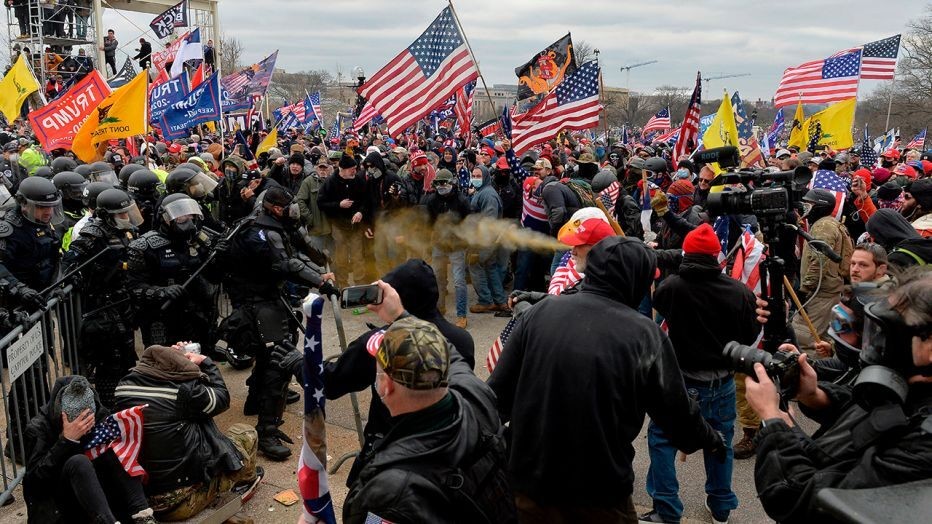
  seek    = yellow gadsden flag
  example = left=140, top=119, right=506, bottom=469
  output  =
left=0, top=55, right=40, bottom=122
left=800, top=98, right=856, bottom=151
left=701, top=91, right=740, bottom=174
left=787, top=100, right=807, bottom=150
left=72, top=71, right=148, bottom=162
left=257, top=127, right=278, bottom=156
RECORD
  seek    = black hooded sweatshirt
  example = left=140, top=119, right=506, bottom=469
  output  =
left=362, top=151, right=403, bottom=216
left=866, top=208, right=932, bottom=268
left=322, top=259, right=475, bottom=485
left=488, top=237, right=719, bottom=507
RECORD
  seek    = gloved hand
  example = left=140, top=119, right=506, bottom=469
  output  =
left=509, top=290, right=548, bottom=307
left=318, top=281, right=339, bottom=299
left=161, top=285, right=186, bottom=301
left=17, top=286, right=46, bottom=312
left=213, top=236, right=231, bottom=254
left=271, top=344, right=303, bottom=378
left=650, top=192, right=669, bottom=216
left=708, top=430, right=728, bottom=464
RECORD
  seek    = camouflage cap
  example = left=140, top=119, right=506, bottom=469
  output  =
left=375, top=316, right=450, bottom=390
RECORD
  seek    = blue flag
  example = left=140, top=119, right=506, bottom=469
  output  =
left=150, top=71, right=189, bottom=124
left=160, top=72, right=221, bottom=139
left=235, top=130, right=256, bottom=162
left=500, top=104, right=512, bottom=139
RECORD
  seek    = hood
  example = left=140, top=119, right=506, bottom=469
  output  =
left=678, top=253, right=722, bottom=278
left=383, top=259, right=440, bottom=318
left=582, top=236, right=657, bottom=308
left=475, top=164, right=491, bottom=189
left=221, top=155, right=245, bottom=174
left=867, top=208, right=921, bottom=251
left=364, top=151, right=387, bottom=175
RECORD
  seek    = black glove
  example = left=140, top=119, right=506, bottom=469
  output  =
left=509, top=290, right=548, bottom=306
left=17, top=286, right=46, bottom=312
left=213, top=236, right=231, bottom=254
left=161, top=284, right=185, bottom=301
left=271, top=343, right=303, bottom=378
left=708, top=430, right=727, bottom=464
left=318, top=281, right=338, bottom=299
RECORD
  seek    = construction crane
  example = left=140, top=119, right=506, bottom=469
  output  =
left=702, top=73, right=751, bottom=88
left=619, top=60, right=659, bottom=109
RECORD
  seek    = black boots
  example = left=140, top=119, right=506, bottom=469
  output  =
left=257, top=424, right=294, bottom=461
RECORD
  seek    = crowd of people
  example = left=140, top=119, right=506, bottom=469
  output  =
left=0, top=111, right=930, bottom=524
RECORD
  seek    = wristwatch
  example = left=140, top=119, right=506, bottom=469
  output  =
left=760, top=417, right=785, bottom=430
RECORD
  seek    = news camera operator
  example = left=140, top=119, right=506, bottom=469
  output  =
left=745, top=268, right=932, bottom=523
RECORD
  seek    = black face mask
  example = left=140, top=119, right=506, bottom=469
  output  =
left=170, top=218, right=198, bottom=239
left=495, top=173, right=510, bottom=186
left=881, top=159, right=894, bottom=168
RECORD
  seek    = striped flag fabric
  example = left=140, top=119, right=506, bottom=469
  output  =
left=773, top=49, right=862, bottom=108
left=511, top=60, right=602, bottom=156
left=599, top=180, right=621, bottom=216
left=730, top=226, right=764, bottom=294
left=476, top=117, right=501, bottom=138
left=809, top=169, right=849, bottom=220
left=860, top=126, right=878, bottom=169
left=860, top=35, right=900, bottom=80
left=906, top=129, right=926, bottom=150
left=307, top=91, right=323, bottom=124
left=654, top=127, right=679, bottom=144
left=297, top=294, right=338, bottom=524
left=454, top=80, right=475, bottom=139
left=83, top=405, right=147, bottom=480
left=487, top=315, right=516, bottom=373
left=358, top=7, right=478, bottom=136
left=731, top=91, right=765, bottom=168
left=643, top=107, right=671, bottom=134
left=107, top=57, right=136, bottom=89
left=352, top=100, right=379, bottom=130
left=672, top=72, right=702, bottom=160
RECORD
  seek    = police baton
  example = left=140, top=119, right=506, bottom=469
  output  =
left=40, top=245, right=118, bottom=295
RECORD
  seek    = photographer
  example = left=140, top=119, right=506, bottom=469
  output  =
left=746, top=269, right=932, bottom=523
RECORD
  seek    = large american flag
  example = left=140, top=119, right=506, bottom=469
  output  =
left=810, top=169, right=849, bottom=220
left=774, top=49, right=862, bottom=108
left=511, top=60, right=602, bottom=156
left=454, top=80, right=475, bottom=139
left=83, top=405, right=147, bottom=480
left=672, top=71, right=702, bottom=160
left=860, top=35, right=900, bottom=80
left=906, top=129, right=926, bottom=150
left=358, top=7, right=478, bottom=136
left=643, top=107, right=671, bottom=134
left=352, top=100, right=379, bottom=130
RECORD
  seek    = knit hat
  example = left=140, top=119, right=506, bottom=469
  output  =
left=872, top=167, right=892, bottom=185
left=288, top=153, right=305, bottom=166
left=682, top=223, right=722, bottom=256
left=60, top=376, right=95, bottom=422
left=667, top=179, right=695, bottom=212
left=877, top=181, right=902, bottom=202
left=921, top=160, right=932, bottom=176
left=410, top=150, right=429, bottom=166
left=909, top=178, right=932, bottom=210
left=372, top=316, right=450, bottom=390
left=338, top=153, right=357, bottom=169
left=558, top=208, right=614, bottom=246
left=852, top=168, right=872, bottom=191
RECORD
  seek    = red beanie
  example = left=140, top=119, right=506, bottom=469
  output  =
left=853, top=168, right=872, bottom=191
left=682, top=223, right=721, bottom=257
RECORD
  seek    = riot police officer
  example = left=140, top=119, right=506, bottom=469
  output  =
left=65, top=188, right=142, bottom=406
left=126, top=168, right=162, bottom=234
left=118, top=163, right=145, bottom=190
left=127, top=193, right=222, bottom=352
left=164, top=165, right=224, bottom=232
left=50, top=155, right=77, bottom=175
left=86, top=161, right=120, bottom=186
left=52, top=170, right=87, bottom=250
left=223, top=185, right=336, bottom=460
left=72, top=181, right=113, bottom=242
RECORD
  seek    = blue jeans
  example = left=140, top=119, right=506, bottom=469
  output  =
left=646, top=376, right=738, bottom=523
left=469, top=249, right=506, bottom=305
left=432, top=248, right=467, bottom=317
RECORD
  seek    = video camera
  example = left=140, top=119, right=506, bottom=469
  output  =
left=723, top=341, right=800, bottom=400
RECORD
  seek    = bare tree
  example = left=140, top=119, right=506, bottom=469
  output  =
left=574, top=39, right=596, bottom=65
left=219, top=33, right=245, bottom=73
left=269, top=69, right=334, bottom=104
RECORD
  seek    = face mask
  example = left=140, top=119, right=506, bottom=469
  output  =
left=367, top=167, right=382, bottom=179
left=114, top=216, right=135, bottom=230
left=225, top=168, right=238, bottom=178
left=436, top=185, right=452, bottom=195
left=675, top=168, right=691, bottom=180
left=470, top=178, right=483, bottom=189
left=172, top=218, right=197, bottom=238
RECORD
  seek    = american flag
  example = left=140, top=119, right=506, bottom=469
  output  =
left=860, top=126, right=878, bottom=169
left=730, top=226, right=764, bottom=294
left=107, top=58, right=136, bottom=89
left=654, top=127, right=679, bottom=145
left=307, top=91, right=323, bottom=124
left=454, top=80, right=475, bottom=139
left=487, top=315, right=516, bottom=373
left=906, top=129, right=926, bottom=150
left=643, top=107, right=671, bottom=134
left=83, top=405, right=147, bottom=480
left=860, top=35, right=900, bottom=80
left=810, top=169, right=849, bottom=220
left=297, top=294, right=338, bottom=524
left=511, top=60, right=602, bottom=156
left=358, top=7, right=478, bottom=136
left=365, top=329, right=385, bottom=356
left=672, top=72, right=702, bottom=160
left=731, top=91, right=765, bottom=168
left=767, top=109, right=785, bottom=153
left=222, top=69, right=251, bottom=94
left=599, top=180, right=621, bottom=216
left=773, top=49, right=862, bottom=108
left=353, top=100, right=379, bottom=130
left=364, top=514, right=394, bottom=524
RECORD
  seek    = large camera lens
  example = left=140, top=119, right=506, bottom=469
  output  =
left=722, top=341, right=773, bottom=376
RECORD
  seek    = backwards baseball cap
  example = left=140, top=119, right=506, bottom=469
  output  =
left=371, top=316, right=450, bottom=390
left=775, top=149, right=791, bottom=159
left=534, top=158, right=552, bottom=170
left=558, top=208, right=614, bottom=247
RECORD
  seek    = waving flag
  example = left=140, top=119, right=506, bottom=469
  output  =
left=29, top=70, right=110, bottom=151
left=672, top=72, right=702, bottom=160
left=72, top=71, right=148, bottom=162
left=500, top=103, right=513, bottom=140
left=731, top=226, right=764, bottom=294
left=358, top=7, right=478, bottom=135
left=297, top=294, right=338, bottom=524
left=774, top=49, right=861, bottom=108
left=0, top=54, right=40, bottom=122
left=352, top=100, right=379, bottom=130
left=84, top=405, right=147, bottom=480
left=810, top=169, right=849, bottom=220
left=149, top=0, right=188, bottom=40
left=906, top=129, right=926, bottom=150
left=107, top=57, right=136, bottom=89
left=860, top=35, right=900, bottom=80
left=151, top=30, right=189, bottom=75
left=160, top=72, right=221, bottom=140
left=860, top=126, right=878, bottom=169
left=643, top=107, right=671, bottom=134
left=169, top=28, right=202, bottom=79
left=515, top=33, right=577, bottom=101
left=767, top=109, right=785, bottom=152
left=221, top=51, right=278, bottom=112
left=511, top=60, right=601, bottom=155
left=454, top=80, right=475, bottom=139
left=307, top=91, right=323, bottom=124
left=731, top=92, right=765, bottom=168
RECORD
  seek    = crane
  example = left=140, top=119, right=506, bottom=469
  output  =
left=702, top=73, right=751, bottom=87
left=619, top=60, right=659, bottom=109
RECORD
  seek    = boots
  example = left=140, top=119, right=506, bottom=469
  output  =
left=733, top=427, right=758, bottom=459
left=286, top=388, right=301, bottom=404
left=257, top=425, right=293, bottom=461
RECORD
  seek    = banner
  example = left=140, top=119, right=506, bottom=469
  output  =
left=799, top=98, right=856, bottom=151
left=151, top=30, right=190, bottom=75
left=515, top=33, right=577, bottom=101
left=149, top=70, right=189, bottom=124
left=150, top=0, right=188, bottom=40
left=0, top=54, right=40, bottom=121
left=221, top=51, right=278, bottom=112
left=72, top=71, right=148, bottom=162
left=28, top=70, right=110, bottom=151
left=107, top=57, right=137, bottom=89
left=160, top=73, right=221, bottom=139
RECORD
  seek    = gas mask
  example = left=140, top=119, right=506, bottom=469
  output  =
left=367, top=167, right=382, bottom=179
left=853, top=300, right=925, bottom=409
left=171, top=217, right=198, bottom=239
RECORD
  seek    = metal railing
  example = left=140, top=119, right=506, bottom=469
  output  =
left=0, top=285, right=82, bottom=507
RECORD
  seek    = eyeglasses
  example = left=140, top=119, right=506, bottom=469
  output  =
left=698, top=178, right=714, bottom=185
left=434, top=180, right=452, bottom=186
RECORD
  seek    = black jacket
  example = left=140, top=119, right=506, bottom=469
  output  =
left=653, top=254, right=759, bottom=372
left=114, top=353, right=244, bottom=495
left=754, top=382, right=932, bottom=523
left=363, top=152, right=404, bottom=218
left=317, top=170, right=369, bottom=223
left=540, top=176, right=583, bottom=235
left=488, top=237, right=719, bottom=506
left=420, top=189, right=471, bottom=223
left=23, top=377, right=110, bottom=524
left=866, top=208, right=931, bottom=269
left=342, top=351, right=504, bottom=524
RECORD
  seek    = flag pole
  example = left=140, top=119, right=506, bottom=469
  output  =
left=884, top=73, right=896, bottom=131
left=595, top=49, right=609, bottom=147
left=447, top=0, right=496, bottom=120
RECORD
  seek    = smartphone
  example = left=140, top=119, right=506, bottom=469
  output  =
left=341, top=284, right=383, bottom=309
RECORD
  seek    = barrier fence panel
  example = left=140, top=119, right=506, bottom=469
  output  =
left=0, top=285, right=81, bottom=507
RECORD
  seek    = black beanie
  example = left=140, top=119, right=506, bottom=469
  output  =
left=338, top=153, right=357, bottom=170
left=877, top=181, right=902, bottom=201
left=288, top=153, right=304, bottom=166
left=818, top=158, right=836, bottom=171
left=909, top=177, right=932, bottom=210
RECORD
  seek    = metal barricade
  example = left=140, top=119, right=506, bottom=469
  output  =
left=0, top=285, right=82, bottom=506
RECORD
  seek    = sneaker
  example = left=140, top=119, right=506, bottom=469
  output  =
left=638, top=510, right=675, bottom=523
left=705, top=501, right=729, bottom=524
left=455, top=317, right=467, bottom=328
left=469, top=303, right=496, bottom=313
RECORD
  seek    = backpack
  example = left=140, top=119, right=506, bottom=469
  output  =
left=562, top=178, right=598, bottom=209
left=891, top=246, right=927, bottom=266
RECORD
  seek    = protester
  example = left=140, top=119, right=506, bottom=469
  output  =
left=134, top=38, right=152, bottom=70
left=467, top=165, right=507, bottom=313
left=317, top=153, right=368, bottom=287
left=101, top=29, right=118, bottom=76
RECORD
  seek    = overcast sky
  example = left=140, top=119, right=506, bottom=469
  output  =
left=99, top=0, right=924, bottom=101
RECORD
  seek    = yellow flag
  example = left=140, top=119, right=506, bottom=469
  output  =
left=701, top=92, right=740, bottom=174
left=72, top=71, right=148, bottom=162
left=787, top=100, right=807, bottom=150
left=799, top=98, right=856, bottom=151
left=0, top=55, right=40, bottom=122
left=257, top=128, right=278, bottom=156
